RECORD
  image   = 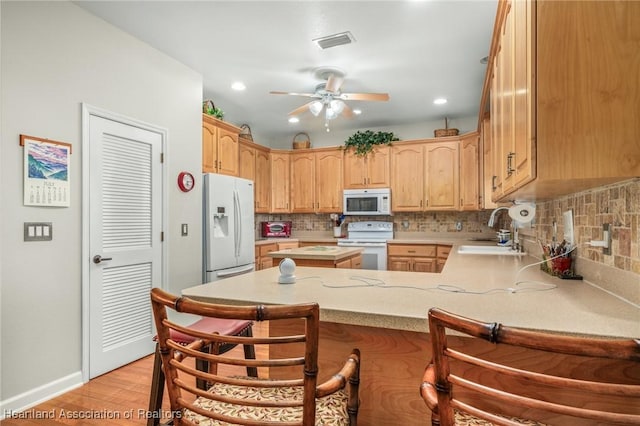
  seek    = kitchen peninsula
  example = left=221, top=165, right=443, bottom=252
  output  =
left=267, top=245, right=363, bottom=268
left=182, top=245, right=639, bottom=425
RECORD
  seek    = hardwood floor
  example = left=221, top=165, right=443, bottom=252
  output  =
left=1, top=322, right=268, bottom=426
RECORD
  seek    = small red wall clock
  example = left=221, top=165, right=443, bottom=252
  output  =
left=177, top=172, right=195, bottom=192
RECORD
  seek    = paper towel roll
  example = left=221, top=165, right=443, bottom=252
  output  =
left=508, top=204, right=536, bottom=224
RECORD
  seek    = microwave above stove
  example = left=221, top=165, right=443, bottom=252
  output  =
left=261, top=221, right=292, bottom=238
left=343, top=188, right=391, bottom=216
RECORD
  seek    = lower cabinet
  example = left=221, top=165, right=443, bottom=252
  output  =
left=255, top=243, right=278, bottom=271
left=387, top=243, right=451, bottom=273
left=436, top=245, right=452, bottom=273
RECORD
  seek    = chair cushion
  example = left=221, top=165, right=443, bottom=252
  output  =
left=451, top=409, right=547, bottom=426
left=185, top=377, right=350, bottom=425
left=157, top=318, right=253, bottom=345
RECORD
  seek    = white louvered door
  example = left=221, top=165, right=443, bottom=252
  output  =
left=88, top=114, right=162, bottom=378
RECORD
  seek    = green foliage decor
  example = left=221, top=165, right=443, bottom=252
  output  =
left=343, top=130, right=399, bottom=156
left=205, top=106, right=225, bottom=120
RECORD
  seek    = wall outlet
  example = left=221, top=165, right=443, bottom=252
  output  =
left=455, top=221, right=463, bottom=231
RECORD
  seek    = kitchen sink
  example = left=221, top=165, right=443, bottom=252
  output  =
left=457, top=245, right=525, bottom=256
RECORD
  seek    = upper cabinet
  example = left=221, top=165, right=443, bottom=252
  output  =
left=270, top=151, right=290, bottom=213
left=343, top=146, right=391, bottom=189
left=239, top=139, right=271, bottom=213
left=460, top=132, right=480, bottom=211
left=486, top=0, right=640, bottom=201
left=202, top=114, right=240, bottom=176
left=290, top=148, right=343, bottom=213
left=391, top=140, right=461, bottom=212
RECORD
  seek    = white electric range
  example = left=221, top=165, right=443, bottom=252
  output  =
left=337, top=221, right=394, bottom=270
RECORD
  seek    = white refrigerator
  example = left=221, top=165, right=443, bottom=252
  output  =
left=203, top=173, right=255, bottom=283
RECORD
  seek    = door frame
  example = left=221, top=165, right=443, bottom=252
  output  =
left=80, top=103, right=168, bottom=383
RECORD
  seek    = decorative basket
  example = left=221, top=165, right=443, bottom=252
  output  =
left=292, top=132, right=311, bottom=149
left=434, top=117, right=459, bottom=137
left=239, top=124, right=253, bottom=141
left=202, top=100, right=215, bottom=114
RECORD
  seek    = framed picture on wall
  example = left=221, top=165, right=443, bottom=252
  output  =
left=20, top=134, right=72, bottom=207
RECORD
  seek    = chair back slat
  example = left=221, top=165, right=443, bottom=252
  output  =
left=151, top=287, right=360, bottom=426
left=422, top=307, right=640, bottom=426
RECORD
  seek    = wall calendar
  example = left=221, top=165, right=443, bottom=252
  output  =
left=21, top=134, right=72, bottom=207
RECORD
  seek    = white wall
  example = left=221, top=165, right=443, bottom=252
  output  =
left=1, top=1, right=203, bottom=411
left=267, top=115, right=479, bottom=149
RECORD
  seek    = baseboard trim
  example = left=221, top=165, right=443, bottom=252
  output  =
left=0, top=371, right=84, bottom=420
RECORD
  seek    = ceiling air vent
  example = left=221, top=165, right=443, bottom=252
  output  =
left=312, top=31, right=356, bottom=50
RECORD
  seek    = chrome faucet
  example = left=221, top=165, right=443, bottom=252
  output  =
left=487, top=206, right=509, bottom=228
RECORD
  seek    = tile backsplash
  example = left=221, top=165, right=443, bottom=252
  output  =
left=531, top=178, right=640, bottom=275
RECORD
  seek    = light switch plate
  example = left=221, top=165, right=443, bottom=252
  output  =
left=24, top=222, right=53, bottom=241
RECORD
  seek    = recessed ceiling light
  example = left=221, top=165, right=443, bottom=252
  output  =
left=231, top=81, right=246, bottom=91
left=288, top=117, right=299, bottom=124
left=352, top=109, right=362, bottom=115
left=433, top=98, right=447, bottom=105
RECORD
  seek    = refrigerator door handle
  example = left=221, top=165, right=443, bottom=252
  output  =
left=233, top=189, right=240, bottom=258
left=216, top=264, right=254, bottom=278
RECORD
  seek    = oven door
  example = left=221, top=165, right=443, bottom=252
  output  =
left=337, top=241, right=387, bottom=270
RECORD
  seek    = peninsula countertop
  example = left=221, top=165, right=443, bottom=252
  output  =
left=183, top=242, right=639, bottom=339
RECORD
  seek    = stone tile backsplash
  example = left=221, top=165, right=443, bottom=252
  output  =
left=532, top=178, right=640, bottom=275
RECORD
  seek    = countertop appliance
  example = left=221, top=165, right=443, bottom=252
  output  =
left=261, top=221, right=292, bottom=238
left=337, top=221, right=393, bottom=270
left=203, top=173, right=255, bottom=283
left=343, top=188, right=391, bottom=216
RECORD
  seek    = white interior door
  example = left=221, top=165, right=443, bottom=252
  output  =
left=85, top=109, right=164, bottom=379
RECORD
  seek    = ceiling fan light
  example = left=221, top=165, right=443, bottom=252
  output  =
left=309, top=101, right=323, bottom=116
left=330, top=99, right=345, bottom=114
left=325, top=106, right=338, bottom=120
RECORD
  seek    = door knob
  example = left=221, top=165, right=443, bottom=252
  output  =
left=93, top=255, right=113, bottom=264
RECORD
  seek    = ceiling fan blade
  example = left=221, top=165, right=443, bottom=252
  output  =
left=339, top=92, right=390, bottom=102
left=341, top=102, right=354, bottom=119
left=324, top=74, right=344, bottom=93
left=288, top=101, right=316, bottom=117
left=270, top=91, right=318, bottom=98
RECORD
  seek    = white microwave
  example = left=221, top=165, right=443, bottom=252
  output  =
left=343, top=188, right=392, bottom=216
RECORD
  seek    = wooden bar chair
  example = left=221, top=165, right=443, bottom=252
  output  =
left=147, top=314, right=257, bottom=426
left=150, top=287, right=361, bottom=426
left=421, top=307, right=640, bottom=426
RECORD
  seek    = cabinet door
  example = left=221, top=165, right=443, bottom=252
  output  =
left=290, top=152, right=315, bottom=213
left=387, top=256, right=412, bottom=272
left=512, top=0, right=534, bottom=188
left=238, top=142, right=256, bottom=182
left=217, top=128, right=239, bottom=176
left=343, top=149, right=367, bottom=189
left=413, top=258, right=436, bottom=273
left=202, top=121, right=217, bottom=173
left=255, top=148, right=271, bottom=213
left=425, top=142, right=459, bottom=210
left=460, top=134, right=480, bottom=211
left=367, top=146, right=391, bottom=187
left=270, top=152, right=290, bottom=213
left=315, top=149, right=343, bottom=212
left=391, top=144, right=425, bottom=211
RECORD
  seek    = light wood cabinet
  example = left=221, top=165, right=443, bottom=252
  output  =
left=255, top=243, right=278, bottom=271
left=487, top=0, right=640, bottom=201
left=391, top=140, right=460, bottom=212
left=343, top=146, right=391, bottom=189
left=239, top=139, right=271, bottom=213
left=481, top=114, right=499, bottom=209
left=277, top=241, right=299, bottom=250
left=436, top=245, right=452, bottom=273
left=270, top=151, right=290, bottom=213
left=290, top=148, right=343, bottom=213
left=425, top=141, right=459, bottom=210
left=387, top=244, right=437, bottom=273
left=202, top=114, right=240, bottom=176
left=459, top=133, right=480, bottom=211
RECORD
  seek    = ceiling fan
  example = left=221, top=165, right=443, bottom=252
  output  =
left=270, top=71, right=390, bottom=127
